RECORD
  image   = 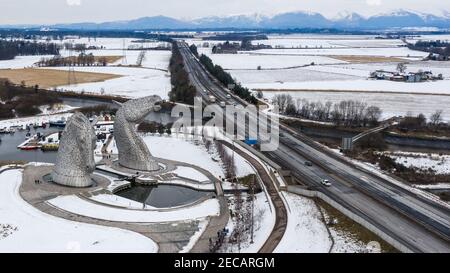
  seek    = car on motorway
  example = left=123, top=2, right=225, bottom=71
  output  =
left=208, top=95, right=216, bottom=103
left=321, top=179, right=332, bottom=187
left=305, top=161, right=313, bottom=166
left=226, top=94, right=231, bottom=99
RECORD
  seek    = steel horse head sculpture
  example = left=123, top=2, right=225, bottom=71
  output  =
left=114, top=95, right=162, bottom=171
left=52, top=112, right=97, bottom=187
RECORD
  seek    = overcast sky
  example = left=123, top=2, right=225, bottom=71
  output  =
left=1, top=0, right=450, bottom=25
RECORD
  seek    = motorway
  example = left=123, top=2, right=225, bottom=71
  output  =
left=176, top=41, right=450, bottom=252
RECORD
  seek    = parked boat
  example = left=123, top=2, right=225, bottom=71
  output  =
left=20, top=145, right=40, bottom=150
left=0, top=128, right=15, bottom=134
left=49, top=120, right=66, bottom=128
left=41, top=143, right=59, bottom=152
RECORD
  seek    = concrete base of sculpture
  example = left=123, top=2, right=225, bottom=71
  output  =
left=51, top=172, right=93, bottom=188
left=52, top=112, right=96, bottom=188
left=109, top=160, right=167, bottom=175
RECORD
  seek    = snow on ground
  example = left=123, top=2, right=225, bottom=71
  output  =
left=48, top=66, right=170, bottom=99
left=223, top=145, right=255, bottom=178
left=275, top=192, right=375, bottom=253
left=48, top=195, right=219, bottom=223
left=249, top=78, right=450, bottom=95
left=173, top=166, right=209, bottom=182
left=179, top=219, right=208, bottom=253
left=38, top=104, right=77, bottom=115
left=252, top=35, right=404, bottom=49
left=199, top=48, right=345, bottom=70
left=274, top=193, right=331, bottom=253
left=262, top=90, right=450, bottom=121
left=70, top=49, right=171, bottom=70
left=0, top=55, right=53, bottom=69
left=221, top=192, right=275, bottom=253
left=0, top=169, right=158, bottom=253
left=249, top=47, right=428, bottom=59
left=140, top=50, right=171, bottom=70
left=318, top=206, right=371, bottom=253
left=413, top=183, right=450, bottom=190
left=382, top=151, right=450, bottom=175
left=0, top=113, right=73, bottom=129
left=407, top=34, right=450, bottom=43
left=140, top=134, right=224, bottom=178
left=43, top=37, right=169, bottom=51
left=90, top=194, right=157, bottom=210
left=231, top=67, right=360, bottom=84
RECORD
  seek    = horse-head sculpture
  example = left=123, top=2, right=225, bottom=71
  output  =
left=52, top=112, right=96, bottom=187
left=114, top=95, right=162, bottom=171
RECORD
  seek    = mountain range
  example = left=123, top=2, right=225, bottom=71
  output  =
left=7, top=10, right=450, bottom=30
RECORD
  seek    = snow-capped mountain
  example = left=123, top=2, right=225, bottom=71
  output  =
left=192, top=14, right=268, bottom=28
left=334, top=11, right=365, bottom=28
left=14, top=10, right=450, bottom=30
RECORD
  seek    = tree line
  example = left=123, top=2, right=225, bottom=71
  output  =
left=37, top=53, right=109, bottom=67
left=0, top=40, right=60, bottom=61
left=408, top=40, right=450, bottom=58
left=397, top=110, right=447, bottom=131
left=273, top=94, right=382, bottom=127
left=168, top=42, right=196, bottom=104
left=197, top=53, right=257, bottom=104
left=0, top=80, right=61, bottom=118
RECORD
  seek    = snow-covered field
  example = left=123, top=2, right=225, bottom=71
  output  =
left=249, top=47, right=427, bottom=59
left=382, top=151, right=450, bottom=175
left=38, top=37, right=169, bottom=51
left=48, top=66, right=170, bottom=99
left=0, top=37, right=171, bottom=99
left=198, top=48, right=344, bottom=70
left=231, top=67, right=360, bottom=84
left=64, top=49, right=171, bottom=70
left=252, top=35, right=405, bottom=49
left=0, top=55, right=53, bottom=69
left=262, top=90, right=450, bottom=121
left=249, top=78, right=450, bottom=95
left=0, top=169, right=158, bottom=253
left=197, top=34, right=450, bottom=122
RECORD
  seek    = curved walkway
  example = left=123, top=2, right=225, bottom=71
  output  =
left=17, top=165, right=216, bottom=252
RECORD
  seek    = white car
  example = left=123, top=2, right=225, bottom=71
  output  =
left=321, top=179, right=332, bottom=187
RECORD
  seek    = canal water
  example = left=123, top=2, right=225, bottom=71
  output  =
left=0, top=98, right=177, bottom=164
left=0, top=127, right=62, bottom=163
left=116, top=184, right=209, bottom=208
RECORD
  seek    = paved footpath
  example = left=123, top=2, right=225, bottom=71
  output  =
left=17, top=165, right=219, bottom=253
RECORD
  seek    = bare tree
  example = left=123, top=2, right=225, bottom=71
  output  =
left=365, top=106, right=382, bottom=126
left=429, top=110, right=443, bottom=126
left=396, top=63, right=407, bottom=73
